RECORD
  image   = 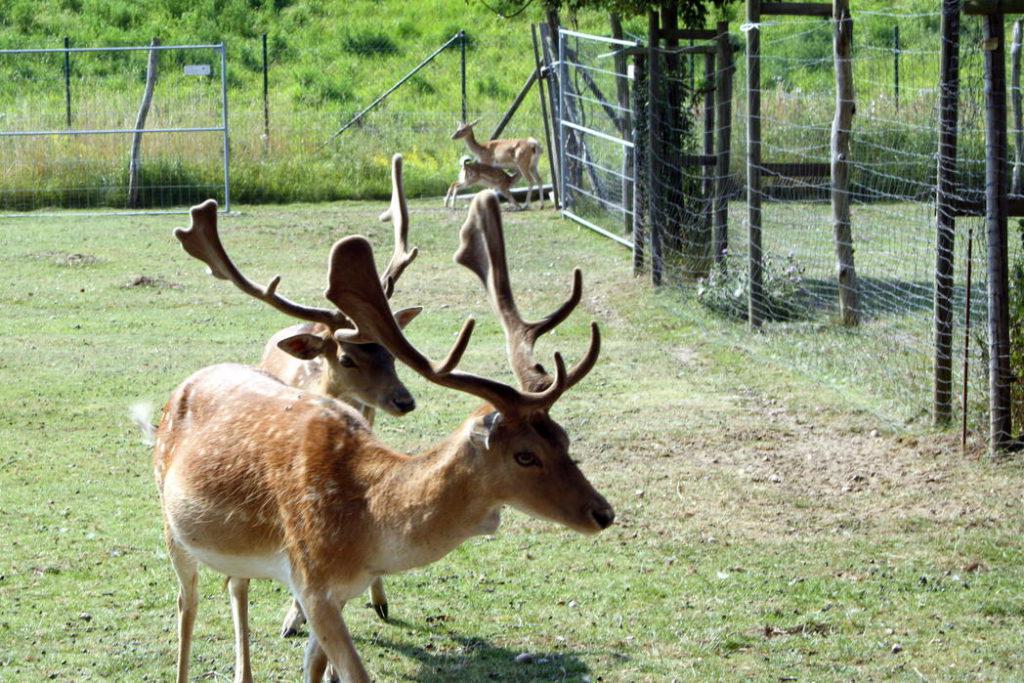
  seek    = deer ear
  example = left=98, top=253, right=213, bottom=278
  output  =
left=394, top=306, right=423, bottom=330
left=469, top=411, right=503, bottom=451
left=277, top=333, right=327, bottom=360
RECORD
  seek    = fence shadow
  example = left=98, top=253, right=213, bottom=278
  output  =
left=798, top=275, right=985, bottom=320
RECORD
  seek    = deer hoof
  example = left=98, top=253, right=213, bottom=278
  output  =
left=373, top=602, right=389, bottom=621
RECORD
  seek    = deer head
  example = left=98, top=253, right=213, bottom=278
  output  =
left=324, top=193, right=613, bottom=534
left=451, top=119, right=481, bottom=141
left=176, top=155, right=421, bottom=416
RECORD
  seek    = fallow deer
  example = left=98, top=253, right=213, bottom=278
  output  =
left=452, top=119, right=545, bottom=209
left=153, top=191, right=612, bottom=682
left=444, top=156, right=522, bottom=210
left=258, top=155, right=417, bottom=638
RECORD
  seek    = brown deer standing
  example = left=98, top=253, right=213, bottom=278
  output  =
left=444, top=156, right=522, bottom=210
left=152, top=191, right=612, bottom=682
left=452, top=120, right=545, bottom=210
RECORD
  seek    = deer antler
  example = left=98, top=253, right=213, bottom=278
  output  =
left=325, top=235, right=583, bottom=418
left=174, top=199, right=351, bottom=331
left=454, top=191, right=598, bottom=393
left=378, top=154, right=418, bottom=298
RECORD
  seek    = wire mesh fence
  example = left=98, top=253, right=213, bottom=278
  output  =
left=556, top=7, right=1017, bottom=443
left=0, top=43, right=229, bottom=214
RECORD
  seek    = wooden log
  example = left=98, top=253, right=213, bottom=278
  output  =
left=531, top=24, right=560, bottom=208
left=648, top=10, right=663, bottom=287
left=832, top=0, right=859, bottom=326
left=611, top=14, right=633, bottom=237
left=633, top=53, right=648, bottom=276
left=964, top=0, right=1024, bottom=15
left=128, top=38, right=160, bottom=209
left=950, top=195, right=1024, bottom=217
left=982, top=13, right=1013, bottom=452
left=490, top=69, right=538, bottom=141
left=714, top=20, right=734, bottom=264
left=762, top=162, right=832, bottom=177
left=703, top=50, right=716, bottom=244
left=934, top=0, right=961, bottom=426
left=747, top=0, right=764, bottom=327
left=1013, top=20, right=1023, bottom=195
left=761, top=2, right=832, bottom=17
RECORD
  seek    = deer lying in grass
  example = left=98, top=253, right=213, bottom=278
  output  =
left=452, top=119, right=545, bottom=209
left=153, top=191, right=612, bottom=682
left=260, top=155, right=417, bottom=640
left=444, top=156, right=522, bottom=210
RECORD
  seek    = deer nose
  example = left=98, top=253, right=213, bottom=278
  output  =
left=392, top=395, right=416, bottom=414
left=590, top=505, right=615, bottom=530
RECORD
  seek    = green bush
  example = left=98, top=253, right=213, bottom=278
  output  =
left=696, top=252, right=807, bottom=323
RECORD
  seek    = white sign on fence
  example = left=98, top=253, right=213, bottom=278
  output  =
left=183, top=64, right=211, bottom=76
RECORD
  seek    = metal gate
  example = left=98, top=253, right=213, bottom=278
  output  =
left=555, top=29, right=637, bottom=247
left=0, top=42, right=230, bottom=215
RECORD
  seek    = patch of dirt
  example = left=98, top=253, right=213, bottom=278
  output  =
left=35, top=251, right=100, bottom=267
left=124, top=275, right=181, bottom=289
left=761, top=622, right=833, bottom=639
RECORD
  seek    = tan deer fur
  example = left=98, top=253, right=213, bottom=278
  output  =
left=452, top=120, right=545, bottom=209
left=153, top=192, right=612, bottom=683
left=444, top=157, right=522, bottom=210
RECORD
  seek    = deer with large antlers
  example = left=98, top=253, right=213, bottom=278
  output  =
left=152, top=190, right=612, bottom=682
left=444, top=156, right=522, bottom=210
left=260, top=155, right=417, bottom=640
left=452, top=120, right=545, bottom=210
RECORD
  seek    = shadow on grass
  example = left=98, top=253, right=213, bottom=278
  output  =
left=367, top=632, right=599, bottom=682
left=797, top=276, right=985, bottom=320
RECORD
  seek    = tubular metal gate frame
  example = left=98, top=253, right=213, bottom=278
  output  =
left=0, top=42, right=231, bottom=217
left=556, top=28, right=636, bottom=248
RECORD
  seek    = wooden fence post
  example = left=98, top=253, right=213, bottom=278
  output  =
left=128, top=38, right=160, bottom=209
left=934, top=0, right=961, bottom=426
left=714, top=21, right=734, bottom=264
left=983, top=12, right=1013, bottom=452
left=532, top=24, right=560, bottom=209
left=633, top=53, right=648, bottom=276
left=703, top=50, right=716, bottom=248
left=832, top=0, right=859, bottom=326
left=611, top=14, right=634, bottom=238
left=648, top=10, right=663, bottom=287
left=1012, top=20, right=1023, bottom=195
left=746, top=0, right=764, bottom=326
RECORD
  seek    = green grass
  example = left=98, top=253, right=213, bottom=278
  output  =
left=3, top=200, right=1024, bottom=681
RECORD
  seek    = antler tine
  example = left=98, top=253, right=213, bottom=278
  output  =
left=454, top=192, right=585, bottom=391
left=174, top=199, right=349, bottom=330
left=326, top=235, right=559, bottom=418
left=378, top=154, right=418, bottom=298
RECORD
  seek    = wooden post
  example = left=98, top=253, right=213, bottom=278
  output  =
left=633, top=53, right=648, bottom=276
left=460, top=31, right=467, bottom=123
left=982, top=13, right=1013, bottom=452
left=531, top=25, right=559, bottom=208
left=703, top=50, right=716, bottom=253
left=747, top=0, right=764, bottom=326
left=832, top=0, right=859, bottom=326
left=611, top=14, right=634, bottom=237
left=648, top=10, right=663, bottom=287
left=262, top=33, right=270, bottom=153
left=660, top=3, right=683, bottom=255
left=893, top=25, right=900, bottom=112
left=127, top=38, right=160, bottom=209
left=714, top=21, right=734, bottom=263
left=538, top=24, right=562, bottom=205
left=934, top=0, right=961, bottom=426
left=1012, top=20, right=1023, bottom=195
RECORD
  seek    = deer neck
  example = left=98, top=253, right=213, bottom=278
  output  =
left=367, top=418, right=500, bottom=572
left=462, top=131, right=490, bottom=162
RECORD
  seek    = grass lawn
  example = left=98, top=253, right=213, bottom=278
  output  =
left=2, top=198, right=1024, bottom=681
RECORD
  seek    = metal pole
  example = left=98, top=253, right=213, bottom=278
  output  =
left=962, top=226, right=975, bottom=452
left=531, top=24, right=559, bottom=207
left=262, top=33, right=269, bottom=149
left=893, top=25, right=900, bottom=112
left=460, top=30, right=467, bottom=122
left=558, top=28, right=568, bottom=213
left=220, top=43, right=231, bottom=213
left=64, top=37, right=72, bottom=128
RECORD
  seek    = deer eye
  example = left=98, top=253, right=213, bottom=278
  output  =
left=514, top=451, right=540, bottom=468
left=339, top=355, right=356, bottom=368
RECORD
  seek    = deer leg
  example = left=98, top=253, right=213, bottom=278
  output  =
left=369, top=577, right=389, bottom=620
left=167, top=537, right=199, bottom=683
left=281, top=597, right=307, bottom=638
left=301, top=593, right=369, bottom=683
left=228, top=577, right=254, bottom=683
left=499, top=188, right=522, bottom=211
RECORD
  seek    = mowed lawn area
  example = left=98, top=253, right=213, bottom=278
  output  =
left=2, top=199, right=1024, bottom=681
